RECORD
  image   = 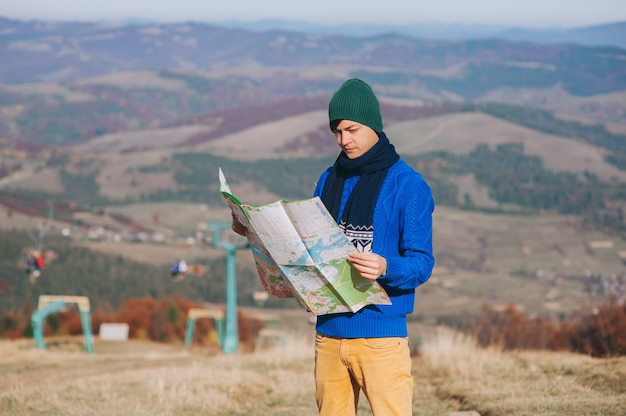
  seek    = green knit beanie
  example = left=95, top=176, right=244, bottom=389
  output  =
left=328, top=78, right=383, bottom=134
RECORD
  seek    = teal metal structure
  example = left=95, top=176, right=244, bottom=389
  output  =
left=206, top=222, right=249, bottom=354
left=31, top=297, right=94, bottom=354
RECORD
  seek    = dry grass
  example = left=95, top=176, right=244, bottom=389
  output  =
left=194, top=110, right=328, bottom=160
left=419, top=327, right=626, bottom=416
left=73, top=125, right=214, bottom=155
left=0, top=333, right=318, bottom=416
left=1, top=326, right=625, bottom=416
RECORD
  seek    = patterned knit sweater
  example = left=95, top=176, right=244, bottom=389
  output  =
left=313, top=158, right=435, bottom=338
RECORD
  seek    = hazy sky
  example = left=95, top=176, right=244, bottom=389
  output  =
left=2, top=0, right=626, bottom=28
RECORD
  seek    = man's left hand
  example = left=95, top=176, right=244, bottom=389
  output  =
left=348, top=252, right=387, bottom=281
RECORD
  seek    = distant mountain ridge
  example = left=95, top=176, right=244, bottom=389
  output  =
left=215, top=19, right=626, bottom=49
left=1, top=16, right=625, bottom=86
left=11, top=16, right=624, bottom=48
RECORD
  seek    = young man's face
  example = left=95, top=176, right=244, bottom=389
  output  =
left=332, top=120, right=379, bottom=159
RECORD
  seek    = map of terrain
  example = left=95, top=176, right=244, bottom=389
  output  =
left=219, top=168, right=391, bottom=315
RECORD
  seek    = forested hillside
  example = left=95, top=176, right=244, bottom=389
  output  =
left=0, top=229, right=296, bottom=313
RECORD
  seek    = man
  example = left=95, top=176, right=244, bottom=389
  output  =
left=233, top=78, right=434, bottom=415
left=312, top=78, right=434, bottom=415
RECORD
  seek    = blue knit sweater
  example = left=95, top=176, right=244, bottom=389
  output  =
left=314, top=157, right=435, bottom=338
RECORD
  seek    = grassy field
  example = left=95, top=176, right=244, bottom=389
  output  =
left=1, top=324, right=624, bottom=416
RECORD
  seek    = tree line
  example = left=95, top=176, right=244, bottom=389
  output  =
left=3, top=290, right=625, bottom=358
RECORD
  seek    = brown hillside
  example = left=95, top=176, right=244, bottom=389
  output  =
left=386, top=112, right=626, bottom=182
left=3, top=110, right=625, bottom=203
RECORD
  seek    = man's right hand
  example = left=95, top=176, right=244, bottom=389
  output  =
left=231, top=211, right=248, bottom=237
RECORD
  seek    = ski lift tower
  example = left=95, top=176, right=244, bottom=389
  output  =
left=206, top=222, right=249, bottom=354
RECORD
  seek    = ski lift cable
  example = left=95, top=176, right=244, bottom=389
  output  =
left=33, top=202, right=54, bottom=251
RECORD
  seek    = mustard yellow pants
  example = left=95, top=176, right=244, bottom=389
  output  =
left=314, top=333, right=413, bottom=416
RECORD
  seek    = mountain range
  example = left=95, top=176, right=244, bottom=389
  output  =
left=1, top=16, right=625, bottom=86
left=216, top=19, right=626, bottom=48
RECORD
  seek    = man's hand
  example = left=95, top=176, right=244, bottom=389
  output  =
left=231, top=212, right=248, bottom=236
left=348, top=252, right=387, bottom=281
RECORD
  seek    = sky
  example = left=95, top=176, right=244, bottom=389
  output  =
left=2, top=0, right=626, bottom=28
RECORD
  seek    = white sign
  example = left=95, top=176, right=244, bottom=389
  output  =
left=99, top=323, right=129, bottom=341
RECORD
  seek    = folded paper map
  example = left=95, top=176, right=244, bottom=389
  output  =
left=219, top=168, right=391, bottom=315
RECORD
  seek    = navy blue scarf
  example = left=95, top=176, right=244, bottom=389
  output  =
left=321, top=132, right=399, bottom=252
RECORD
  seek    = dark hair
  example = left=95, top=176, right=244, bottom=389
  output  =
left=329, top=119, right=381, bottom=137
